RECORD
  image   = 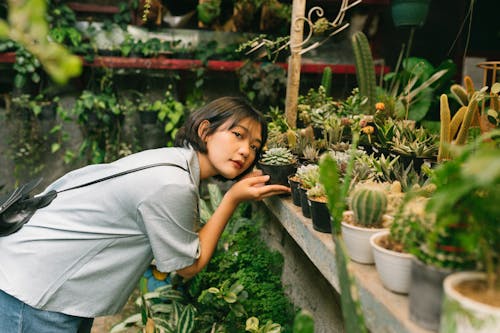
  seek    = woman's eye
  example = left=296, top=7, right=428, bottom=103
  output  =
left=233, top=131, right=242, bottom=138
left=250, top=145, right=259, bottom=152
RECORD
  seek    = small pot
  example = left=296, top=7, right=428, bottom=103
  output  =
left=341, top=211, right=388, bottom=264
left=408, top=258, right=453, bottom=331
left=257, top=162, right=297, bottom=187
left=299, top=187, right=311, bottom=218
left=308, top=198, right=331, bottom=233
left=370, top=230, right=413, bottom=294
left=440, top=271, right=500, bottom=333
left=288, top=175, right=301, bottom=207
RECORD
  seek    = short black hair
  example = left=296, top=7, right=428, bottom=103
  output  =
left=175, top=96, right=268, bottom=179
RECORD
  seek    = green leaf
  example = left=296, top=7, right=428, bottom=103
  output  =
left=176, top=304, right=196, bottom=333
left=109, top=313, right=143, bottom=332
left=292, top=310, right=314, bottom=333
left=223, top=292, right=237, bottom=303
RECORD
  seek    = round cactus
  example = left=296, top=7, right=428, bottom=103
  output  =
left=349, top=185, right=388, bottom=227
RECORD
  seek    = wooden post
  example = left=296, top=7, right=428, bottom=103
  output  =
left=284, top=0, right=306, bottom=129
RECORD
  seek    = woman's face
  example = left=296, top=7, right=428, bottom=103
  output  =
left=202, top=117, right=262, bottom=180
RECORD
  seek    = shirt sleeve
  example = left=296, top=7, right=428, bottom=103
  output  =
left=137, top=183, right=200, bottom=273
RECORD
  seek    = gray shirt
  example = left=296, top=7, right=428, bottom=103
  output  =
left=0, top=147, right=201, bottom=317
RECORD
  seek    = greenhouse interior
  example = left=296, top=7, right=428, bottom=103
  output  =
left=0, top=1, right=499, bottom=333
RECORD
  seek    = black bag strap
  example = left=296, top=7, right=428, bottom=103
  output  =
left=57, top=162, right=188, bottom=194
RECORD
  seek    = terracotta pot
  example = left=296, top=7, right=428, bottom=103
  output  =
left=370, top=230, right=413, bottom=294
left=440, top=271, right=500, bottom=333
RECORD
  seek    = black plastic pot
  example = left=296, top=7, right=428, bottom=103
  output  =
left=408, top=258, right=453, bottom=331
left=309, top=199, right=331, bottom=233
left=288, top=176, right=301, bottom=207
left=298, top=187, right=311, bottom=218
left=257, top=162, right=297, bottom=187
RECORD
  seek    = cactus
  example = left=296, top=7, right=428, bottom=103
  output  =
left=449, top=106, right=467, bottom=140
left=455, top=97, right=479, bottom=145
left=450, top=84, right=469, bottom=106
left=321, top=66, right=332, bottom=97
left=260, top=147, right=296, bottom=166
left=351, top=31, right=377, bottom=114
left=438, top=94, right=451, bottom=162
left=349, top=184, right=388, bottom=227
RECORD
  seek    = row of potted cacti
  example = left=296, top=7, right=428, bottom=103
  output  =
left=256, top=72, right=499, bottom=332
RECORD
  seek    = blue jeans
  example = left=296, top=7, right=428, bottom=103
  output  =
left=0, top=290, right=93, bottom=333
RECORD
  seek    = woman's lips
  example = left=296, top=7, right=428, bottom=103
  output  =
left=231, top=160, right=243, bottom=169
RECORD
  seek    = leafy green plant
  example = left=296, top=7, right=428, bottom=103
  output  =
left=110, top=284, right=196, bottom=333
left=197, top=0, right=221, bottom=25
left=72, top=89, right=129, bottom=164
left=151, top=88, right=185, bottom=147
left=380, top=57, right=454, bottom=121
left=424, top=132, right=500, bottom=286
left=191, top=184, right=296, bottom=331
left=238, top=61, right=287, bottom=109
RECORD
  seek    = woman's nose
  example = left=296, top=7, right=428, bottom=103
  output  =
left=238, top=142, right=250, bottom=157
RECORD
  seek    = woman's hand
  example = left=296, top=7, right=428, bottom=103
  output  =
left=225, top=169, right=291, bottom=204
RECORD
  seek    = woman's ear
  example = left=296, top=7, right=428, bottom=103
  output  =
left=197, top=120, right=210, bottom=141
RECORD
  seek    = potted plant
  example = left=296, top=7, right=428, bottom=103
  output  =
left=341, top=181, right=392, bottom=264
left=294, top=164, right=320, bottom=218
left=369, top=182, right=418, bottom=294
left=258, top=147, right=297, bottom=187
left=428, top=133, right=499, bottom=333
left=306, top=183, right=331, bottom=233
left=400, top=136, right=497, bottom=331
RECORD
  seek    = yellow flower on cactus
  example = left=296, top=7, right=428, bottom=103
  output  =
left=375, top=102, right=385, bottom=111
left=361, top=126, right=375, bottom=135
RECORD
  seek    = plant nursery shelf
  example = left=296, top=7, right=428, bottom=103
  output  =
left=262, top=197, right=433, bottom=333
left=0, top=52, right=389, bottom=75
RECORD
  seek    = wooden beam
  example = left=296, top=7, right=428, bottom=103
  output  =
left=284, top=0, right=307, bottom=129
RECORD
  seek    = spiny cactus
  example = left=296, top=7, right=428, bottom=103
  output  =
left=349, top=184, right=388, bottom=227
left=260, top=147, right=296, bottom=166
left=351, top=31, right=376, bottom=114
left=438, top=94, right=451, bottom=161
left=321, top=66, right=332, bottom=97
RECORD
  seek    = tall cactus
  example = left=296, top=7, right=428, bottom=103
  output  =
left=438, top=94, right=451, bottom=162
left=351, top=31, right=377, bottom=114
left=349, top=185, right=388, bottom=227
left=321, top=66, right=332, bottom=97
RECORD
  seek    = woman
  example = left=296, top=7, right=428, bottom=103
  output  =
left=0, top=97, right=290, bottom=332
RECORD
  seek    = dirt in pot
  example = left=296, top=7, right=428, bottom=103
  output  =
left=376, top=233, right=405, bottom=253
left=454, top=279, right=500, bottom=307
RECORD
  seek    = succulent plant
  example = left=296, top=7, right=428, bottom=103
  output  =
left=349, top=183, right=388, bottom=227
left=295, top=164, right=320, bottom=190
left=306, top=183, right=326, bottom=201
left=260, top=147, right=296, bottom=166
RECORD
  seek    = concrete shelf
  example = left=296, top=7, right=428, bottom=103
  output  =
left=263, top=196, right=433, bottom=333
